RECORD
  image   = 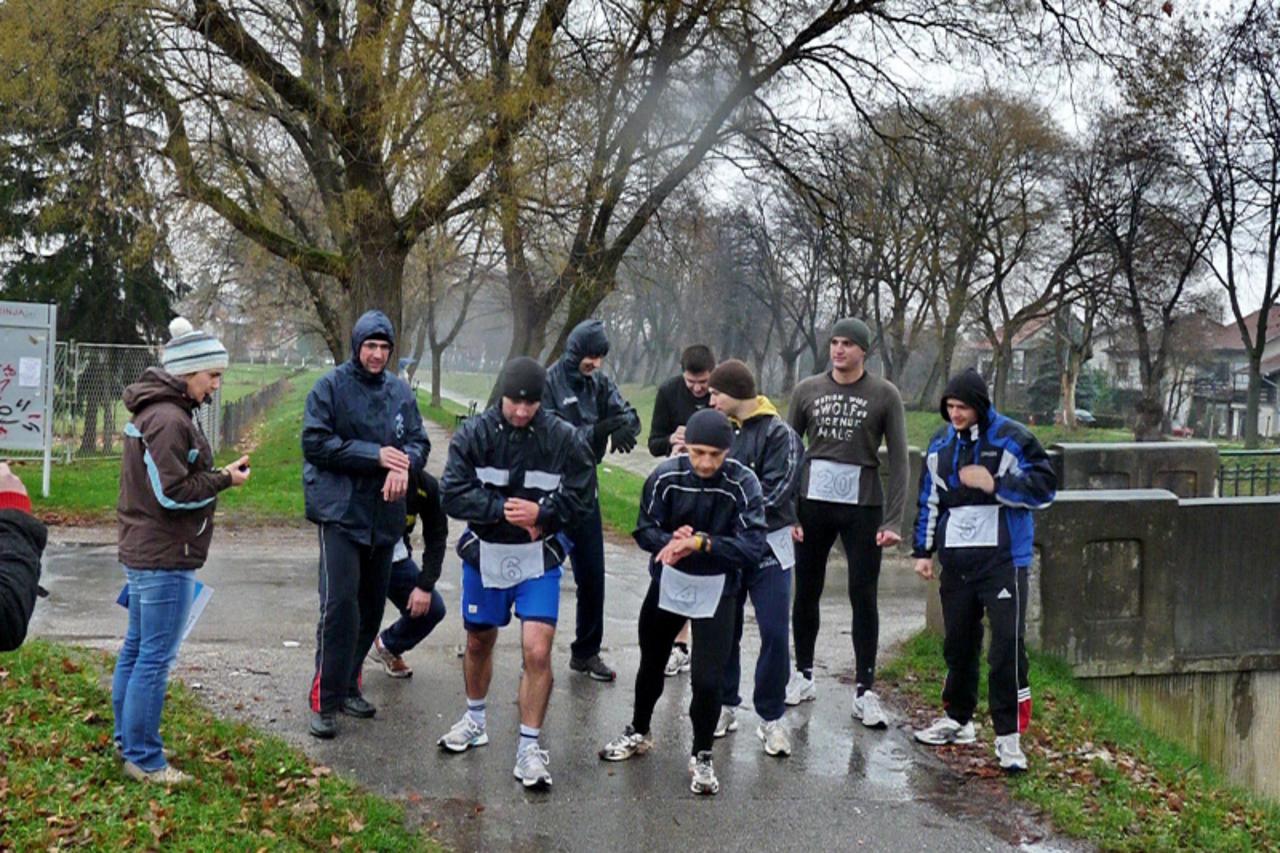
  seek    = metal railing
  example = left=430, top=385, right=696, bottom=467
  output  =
left=1217, top=449, right=1280, bottom=497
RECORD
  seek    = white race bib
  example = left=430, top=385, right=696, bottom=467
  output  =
left=392, top=539, right=409, bottom=563
left=478, top=540, right=545, bottom=589
left=658, top=564, right=725, bottom=619
left=806, top=459, right=862, bottom=504
left=766, top=526, right=796, bottom=570
left=944, top=505, right=1000, bottom=549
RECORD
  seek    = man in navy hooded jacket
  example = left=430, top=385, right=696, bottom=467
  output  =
left=910, top=368, right=1055, bottom=773
left=541, top=319, right=642, bottom=681
left=302, top=310, right=429, bottom=739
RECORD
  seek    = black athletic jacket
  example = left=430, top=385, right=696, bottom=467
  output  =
left=400, top=470, right=448, bottom=593
left=0, top=505, right=45, bottom=652
left=441, top=405, right=595, bottom=568
left=730, top=397, right=804, bottom=532
left=634, top=456, right=767, bottom=596
left=542, top=320, right=641, bottom=464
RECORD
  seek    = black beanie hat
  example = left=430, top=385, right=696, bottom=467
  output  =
left=684, top=409, right=734, bottom=450
left=501, top=357, right=546, bottom=402
left=830, top=317, right=872, bottom=352
left=708, top=359, right=756, bottom=400
left=940, top=367, right=992, bottom=424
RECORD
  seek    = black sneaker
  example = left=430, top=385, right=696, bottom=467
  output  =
left=309, top=711, right=337, bottom=739
left=341, top=696, right=377, bottom=718
left=570, top=654, right=616, bottom=682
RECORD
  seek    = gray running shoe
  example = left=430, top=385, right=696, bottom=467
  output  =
left=851, top=689, right=888, bottom=728
left=713, top=705, right=739, bottom=738
left=513, top=745, right=553, bottom=789
left=914, top=717, right=976, bottom=745
left=599, top=725, right=654, bottom=761
left=757, top=719, right=792, bottom=756
left=437, top=715, right=489, bottom=753
left=689, top=750, right=720, bottom=795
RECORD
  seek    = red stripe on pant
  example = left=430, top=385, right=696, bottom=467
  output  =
left=1018, top=697, right=1032, bottom=733
left=310, top=672, right=323, bottom=712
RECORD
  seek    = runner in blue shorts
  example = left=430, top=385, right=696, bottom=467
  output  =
left=437, top=357, right=594, bottom=791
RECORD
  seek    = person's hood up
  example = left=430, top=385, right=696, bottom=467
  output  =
left=350, top=310, right=395, bottom=363
left=123, top=367, right=194, bottom=414
left=940, top=368, right=992, bottom=427
left=562, top=319, right=610, bottom=371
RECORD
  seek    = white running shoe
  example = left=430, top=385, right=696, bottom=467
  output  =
left=713, top=705, right=739, bottom=738
left=784, top=672, right=816, bottom=706
left=995, top=733, right=1028, bottom=772
left=851, top=689, right=888, bottom=728
left=437, top=715, right=489, bottom=753
left=513, top=745, right=553, bottom=789
left=914, top=716, right=977, bottom=745
left=598, top=725, right=654, bottom=761
left=689, top=750, right=720, bottom=795
left=756, top=719, right=792, bottom=757
left=664, top=645, right=691, bottom=677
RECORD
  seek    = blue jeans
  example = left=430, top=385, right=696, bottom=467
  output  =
left=112, top=567, right=194, bottom=772
left=378, top=558, right=447, bottom=655
left=721, top=557, right=792, bottom=722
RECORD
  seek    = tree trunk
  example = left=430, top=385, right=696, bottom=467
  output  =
left=1059, top=348, right=1082, bottom=429
left=347, top=229, right=409, bottom=365
left=1133, top=393, right=1164, bottom=441
left=780, top=350, right=799, bottom=397
left=1244, top=362, right=1262, bottom=449
left=430, top=344, right=446, bottom=408
left=992, top=340, right=1014, bottom=410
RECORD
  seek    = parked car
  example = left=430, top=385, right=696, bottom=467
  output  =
left=1073, top=409, right=1097, bottom=426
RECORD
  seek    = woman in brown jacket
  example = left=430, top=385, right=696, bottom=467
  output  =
left=112, top=318, right=250, bottom=785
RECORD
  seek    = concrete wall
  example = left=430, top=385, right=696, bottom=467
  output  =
left=1038, top=490, right=1280, bottom=800
left=1093, top=671, right=1280, bottom=802
left=1050, top=441, right=1220, bottom=498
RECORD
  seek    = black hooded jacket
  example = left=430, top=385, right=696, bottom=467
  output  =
left=441, top=404, right=595, bottom=569
left=542, top=320, right=641, bottom=464
left=400, top=470, right=448, bottom=593
left=302, top=310, right=430, bottom=547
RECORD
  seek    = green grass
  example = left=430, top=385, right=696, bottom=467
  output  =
left=880, top=631, right=1280, bottom=851
left=217, top=363, right=296, bottom=404
left=903, top=409, right=1134, bottom=449
left=597, top=462, right=645, bottom=536
left=13, top=372, right=324, bottom=523
left=0, top=640, right=437, bottom=851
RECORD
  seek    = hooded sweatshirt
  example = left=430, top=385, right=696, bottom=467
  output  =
left=117, top=367, right=232, bottom=569
left=542, top=319, right=641, bottom=464
left=728, top=397, right=804, bottom=531
left=913, top=369, right=1057, bottom=569
left=301, top=310, right=431, bottom=547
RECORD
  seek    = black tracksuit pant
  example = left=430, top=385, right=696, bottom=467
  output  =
left=792, top=499, right=882, bottom=688
left=631, top=578, right=736, bottom=755
left=310, top=524, right=394, bottom=713
left=938, top=559, right=1031, bottom=736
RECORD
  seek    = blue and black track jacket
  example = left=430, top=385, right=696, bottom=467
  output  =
left=912, top=408, right=1056, bottom=571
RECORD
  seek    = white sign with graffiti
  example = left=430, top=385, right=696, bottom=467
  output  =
left=0, top=301, right=57, bottom=495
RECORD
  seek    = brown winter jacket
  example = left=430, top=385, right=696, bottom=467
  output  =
left=117, top=368, right=231, bottom=569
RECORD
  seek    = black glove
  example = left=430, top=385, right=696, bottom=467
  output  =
left=592, top=415, right=627, bottom=443
left=610, top=429, right=637, bottom=454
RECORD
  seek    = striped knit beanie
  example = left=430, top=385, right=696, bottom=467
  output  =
left=161, top=317, right=229, bottom=376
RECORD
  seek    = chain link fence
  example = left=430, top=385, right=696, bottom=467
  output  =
left=36, top=341, right=221, bottom=461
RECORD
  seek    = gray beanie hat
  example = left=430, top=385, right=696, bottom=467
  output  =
left=161, top=317, right=229, bottom=376
left=830, top=318, right=872, bottom=353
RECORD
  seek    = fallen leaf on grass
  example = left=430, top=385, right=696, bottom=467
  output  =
left=349, top=817, right=365, bottom=833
